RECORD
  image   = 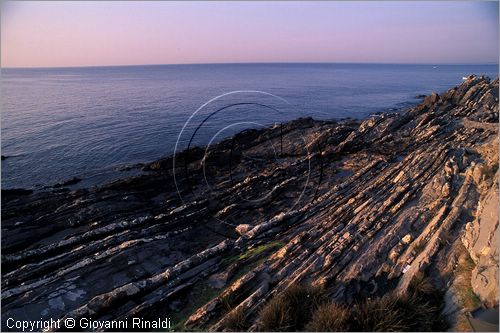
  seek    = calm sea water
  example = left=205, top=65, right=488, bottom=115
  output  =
left=2, top=63, right=498, bottom=189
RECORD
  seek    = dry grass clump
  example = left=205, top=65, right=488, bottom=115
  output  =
left=351, top=292, right=446, bottom=332
left=307, top=292, right=446, bottom=332
left=351, top=293, right=407, bottom=331
left=222, top=306, right=248, bottom=331
left=257, top=284, right=325, bottom=331
left=258, top=276, right=448, bottom=332
left=305, top=302, right=350, bottom=332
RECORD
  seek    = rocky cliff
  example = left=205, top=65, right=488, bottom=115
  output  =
left=1, top=76, right=498, bottom=331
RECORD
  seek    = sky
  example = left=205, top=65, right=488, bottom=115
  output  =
left=1, top=1, right=498, bottom=68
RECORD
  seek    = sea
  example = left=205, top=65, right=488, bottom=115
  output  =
left=1, top=63, right=498, bottom=189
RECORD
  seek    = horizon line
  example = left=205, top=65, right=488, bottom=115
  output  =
left=2, top=61, right=499, bottom=70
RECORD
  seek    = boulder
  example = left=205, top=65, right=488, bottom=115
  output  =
left=235, top=224, right=253, bottom=236
left=423, top=92, right=440, bottom=107
left=462, top=179, right=499, bottom=306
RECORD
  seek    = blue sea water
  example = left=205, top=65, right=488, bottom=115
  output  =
left=1, top=63, right=498, bottom=189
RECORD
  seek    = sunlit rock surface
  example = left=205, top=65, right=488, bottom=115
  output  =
left=1, top=76, right=498, bottom=331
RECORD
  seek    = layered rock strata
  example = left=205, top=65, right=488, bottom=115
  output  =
left=1, top=76, right=498, bottom=331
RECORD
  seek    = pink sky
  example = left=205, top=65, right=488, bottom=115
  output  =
left=1, top=1, right=498, bottom=68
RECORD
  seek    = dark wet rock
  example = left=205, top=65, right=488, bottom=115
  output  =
left=423, top=92, right=440, bottom=107
left=2, top=188, right=33, bottom=200
left=1, top=155, right=7, bottom=160
left=1, top=77, right=498, bottom=331
left=53, top=177, right=82, bottom=188
left=116, top=163, right=144, bottom=171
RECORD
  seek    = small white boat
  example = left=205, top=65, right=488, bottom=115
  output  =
left=462, top=76, right=468, bottom=80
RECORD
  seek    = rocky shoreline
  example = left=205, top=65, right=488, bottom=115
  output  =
left=2, top=76, right=499, bottom=331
